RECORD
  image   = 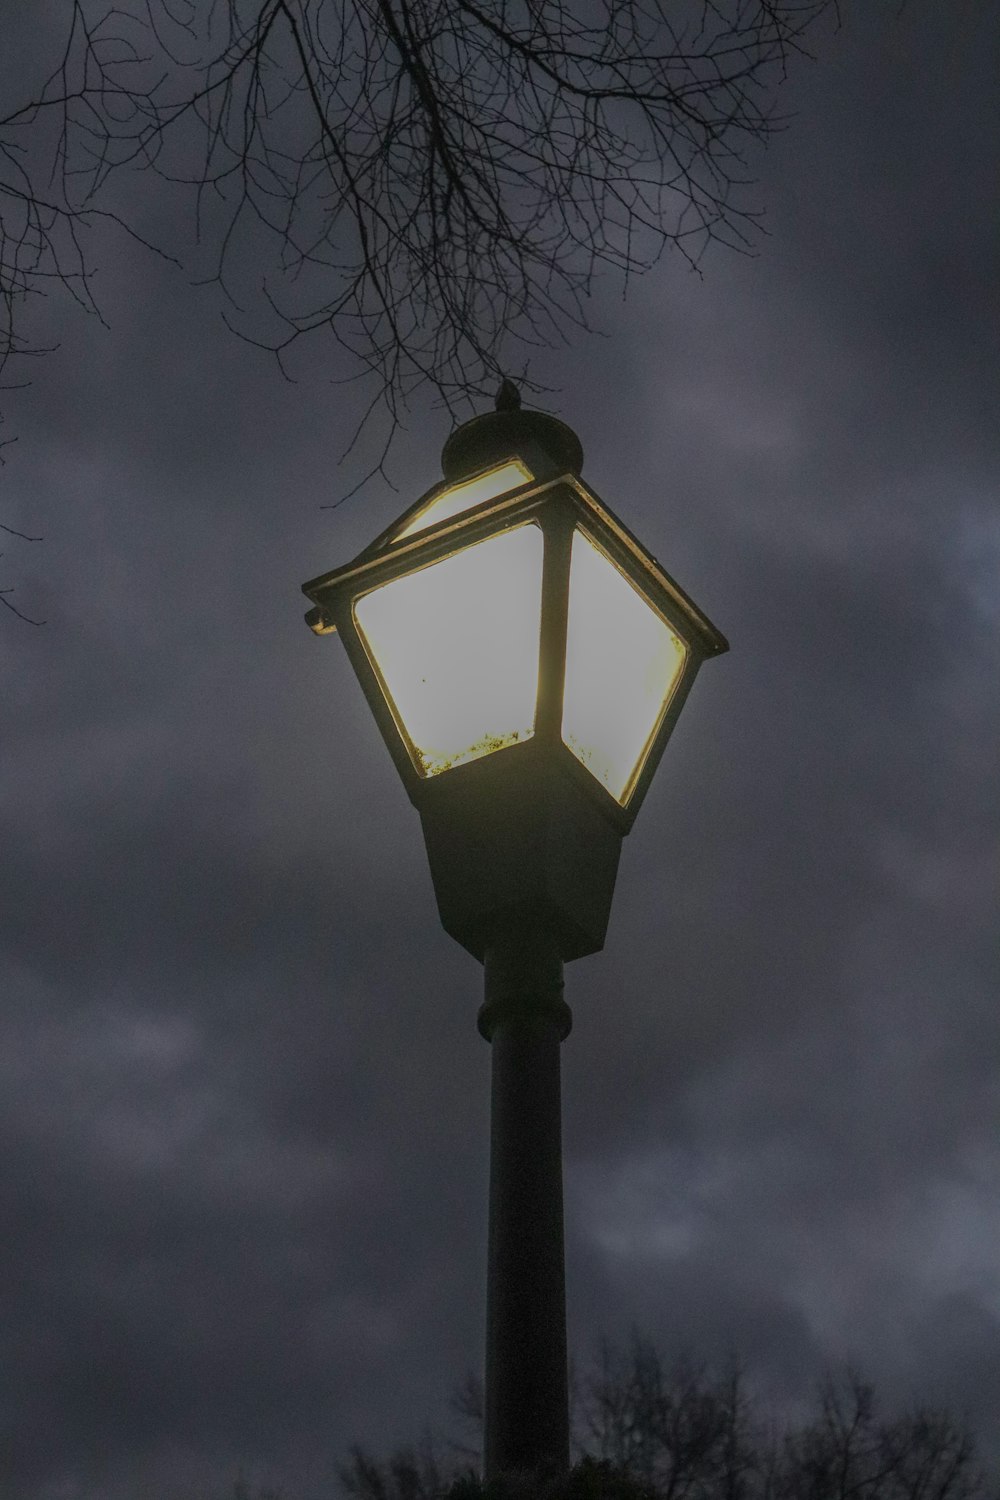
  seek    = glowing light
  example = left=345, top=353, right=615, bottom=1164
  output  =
left=562, top=530, right=687, bottom=803
left=354, top=523, right=544, bottom=776
left=393, top=461, right=533, bottom=542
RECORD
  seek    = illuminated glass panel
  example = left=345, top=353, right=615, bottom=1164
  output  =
left=393, top=460, right=533, bottom=542
left=562, top=530, right=688, bottom=803
left=355, top=524, right=544, bottom=776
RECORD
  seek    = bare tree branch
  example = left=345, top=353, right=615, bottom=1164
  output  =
left=0, top=0, right=837, bottom=614
left=3, top=0, right=837, bottom=420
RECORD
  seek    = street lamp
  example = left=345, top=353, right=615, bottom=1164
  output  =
left=302, top=389, right=727, bottom=1482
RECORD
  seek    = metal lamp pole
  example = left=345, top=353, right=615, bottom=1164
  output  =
left=301, top=390, right=728, bottom=1488
left=480, top=917, right=572, bottom=1478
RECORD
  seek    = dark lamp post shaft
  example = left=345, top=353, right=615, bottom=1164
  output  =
left=480, top=918, right=572, bottom=1480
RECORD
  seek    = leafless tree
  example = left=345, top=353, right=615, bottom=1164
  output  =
left=0, top=0, right=838, bottom=617
left=2, top=0, right=836, bottom=428
left=775, top=1372, right=986, bottom=1500
left=580, top=1334, right=762, bottom=1499
left=334, top=1338, right=996, bottom=1500
left=339, top=1429, right=473, bottom=1500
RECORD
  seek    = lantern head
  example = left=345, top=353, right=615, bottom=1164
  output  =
left=303, top=398, right=727, bottom=962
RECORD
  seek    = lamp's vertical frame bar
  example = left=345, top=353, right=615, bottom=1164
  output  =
left=333, top=607, right=425, bottom=796
left=534, top=497, right=575, bottom=748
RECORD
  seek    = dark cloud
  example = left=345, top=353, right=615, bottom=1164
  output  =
left=2, top=4, right=998, bottom=1497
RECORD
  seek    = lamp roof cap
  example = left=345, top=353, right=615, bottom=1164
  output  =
left=441, top=382, right=584, bottom=482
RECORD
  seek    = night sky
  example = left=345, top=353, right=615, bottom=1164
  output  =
left=3, top=5, right=999, bottom=1498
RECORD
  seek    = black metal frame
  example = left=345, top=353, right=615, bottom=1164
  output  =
left=302, top=465, right=727, bottom=959
left=305, top=475, right=726, bottom=810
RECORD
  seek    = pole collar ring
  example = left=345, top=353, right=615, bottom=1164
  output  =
left=477, top=995, right=573, bottom=1043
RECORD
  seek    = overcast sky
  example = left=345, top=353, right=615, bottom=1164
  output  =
left=2, top=4, right=999, bottom=1498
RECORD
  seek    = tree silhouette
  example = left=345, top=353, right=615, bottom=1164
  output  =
left=2, top=0, right=835, bottom=429
left=335, top=1335, right=995, bottom=1500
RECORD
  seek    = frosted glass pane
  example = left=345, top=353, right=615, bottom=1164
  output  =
left=393, top=461, right=533, bottom=542
left=355, top=524, right=543, bottom=776
left=562, top=531, right=687, bottom=803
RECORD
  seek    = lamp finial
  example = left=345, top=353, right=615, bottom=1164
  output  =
left=495, top=378, right=521, bottom=413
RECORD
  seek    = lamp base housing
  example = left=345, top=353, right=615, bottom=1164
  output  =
left=415, top=744, right=623, bottom=963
